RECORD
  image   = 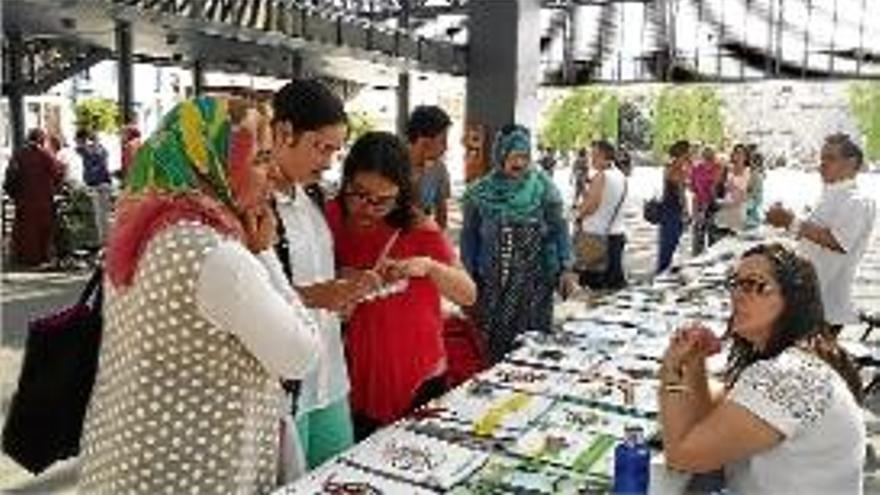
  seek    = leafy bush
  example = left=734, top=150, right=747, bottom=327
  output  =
left=848, top=82, right=880, bottom=162
left=74, top=98, right=120, bottom=134
left=540, top=87, right=618, bottom=151
left=347, top=110, right=377, bottom=144
left=651, top=85, right=724, bottom=160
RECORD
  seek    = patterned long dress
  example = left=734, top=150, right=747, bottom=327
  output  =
left=473, top=218, right=555, bottom=363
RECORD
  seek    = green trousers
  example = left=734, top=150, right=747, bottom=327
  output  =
left=295, top=398, right=355, bottom=469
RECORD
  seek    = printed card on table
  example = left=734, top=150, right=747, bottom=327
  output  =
left=273, top=461, right=435, bottom=495
left=448, top=454, right=609, bottom=495
left=414, top=381, right=555, bottom=440
left=341, top=427, right=488, bottom=490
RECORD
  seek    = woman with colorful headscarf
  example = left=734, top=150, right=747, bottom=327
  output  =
left=460, top=124, right=572, bottom=363
left=79, top=97, right=319, bottom=494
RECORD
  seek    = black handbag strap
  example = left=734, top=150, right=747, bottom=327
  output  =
left=77, top=266, right=103, bottom=307
left=271, top=199, right=294, bottom=285
left=604, top=177, right=628, bottom=236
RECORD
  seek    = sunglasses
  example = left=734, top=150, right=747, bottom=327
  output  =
left=725, top=275, right=777, bottom=296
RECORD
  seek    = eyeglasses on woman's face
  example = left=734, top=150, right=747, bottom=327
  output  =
left=725, top=274, right=778, bottom=297
left=344, top=178, right=399, bottom=215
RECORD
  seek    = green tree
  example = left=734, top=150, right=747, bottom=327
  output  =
left=618, top=100, right=652, bottom=150
left=347, top=110, right=377, bottom=144
left=540, top=87, right=618, bottom=151
left=652, top=85, right=725, bottom=160
left=74, top=98, right=120, bottom=134
left=848, top=82, right=880, bottom=163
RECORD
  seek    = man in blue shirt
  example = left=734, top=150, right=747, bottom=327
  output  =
left=406, top=106, right=452, bottom=229
left=74, top=129, right=112, bottom=246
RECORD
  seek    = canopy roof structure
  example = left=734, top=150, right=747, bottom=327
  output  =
left=4, top=0, right=879, bottom=98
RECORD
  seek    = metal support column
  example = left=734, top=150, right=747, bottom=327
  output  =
left=396, top=72, right=410, bottom=138
left=8, top=32, right=26, bottom=151
left=396, top=1, right=411, bottom=137
left=192, top=59, right=205, bottom=96
left=115, top=21, right=134, bottom=125
left=465, top=0, right=541, bottom=144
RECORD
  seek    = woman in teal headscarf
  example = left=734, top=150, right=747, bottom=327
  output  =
left=460, top=124, right=571, bottom=363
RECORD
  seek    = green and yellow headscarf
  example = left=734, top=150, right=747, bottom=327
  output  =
left=107, top=96, right=263, bottom=288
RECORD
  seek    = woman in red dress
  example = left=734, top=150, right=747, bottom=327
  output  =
left=326, top=132, right=476, bottom=439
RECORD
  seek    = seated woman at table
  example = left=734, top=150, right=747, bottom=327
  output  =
left=326, top=131, right=476, bottom=440
left=659, top=242, right=864, bottom=494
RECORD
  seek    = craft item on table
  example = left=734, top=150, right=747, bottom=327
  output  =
left=568, top=374, right=632, bottom=405
left=537, top=401, right=657, bottom=439
left=477, top=363, right=566, bottom=396
left=448, top=455, right=608, bottom=495
left=512, top=424, right=617, bottom=478
left=553, top=299, right=592, bottom=323
left=507, top=342, right=605, bottom=373
left=272, top=461, right=435, bottom=495
left=566, top=322, right=637, bottom=350
left=341, top=428, right=487, bottom=490
left=414, top=382, right=554, bottom=440
left=611, top=356, right=661, bottom=380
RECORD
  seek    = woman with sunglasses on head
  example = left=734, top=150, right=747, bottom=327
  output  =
left=460, top=124, right=572, bottom=364
left=80, top=97, right=319, bottom=493
left=659, top=243, right=864, bottom=494
left=325, top=132, right=476, bottom=439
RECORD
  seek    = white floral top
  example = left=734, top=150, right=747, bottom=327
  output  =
left=727, top=347, right=865, bottom=495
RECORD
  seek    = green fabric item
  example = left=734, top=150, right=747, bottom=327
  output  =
left=295, top=399, right=354, bottom=469
left=462, top=168, right=555, bottom=222
left=463, top=124, right=556, bottom=222
left=125, top=97, right=234, bottom=207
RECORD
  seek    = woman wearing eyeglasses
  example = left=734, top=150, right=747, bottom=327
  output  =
left=325, top=132, right=476, bottom=439
left=659, top=243, right=864, bottom=494
left=460, top=124, right=572, bottom=363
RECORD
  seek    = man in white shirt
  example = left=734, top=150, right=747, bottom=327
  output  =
left=766, top=133, right=877, bottom=330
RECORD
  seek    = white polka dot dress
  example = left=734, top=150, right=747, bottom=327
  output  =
left=80, top=222, right=284, bottom=494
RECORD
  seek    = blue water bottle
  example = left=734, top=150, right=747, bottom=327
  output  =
left=613, top=425, right=650, bottom=494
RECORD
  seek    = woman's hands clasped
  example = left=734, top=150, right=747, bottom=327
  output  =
left=661, top=323, right=722, bottom=381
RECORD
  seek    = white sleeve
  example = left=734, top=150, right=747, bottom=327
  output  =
left=828, top=197, right=876, bottom=254
left=196, top=241, right=318, bottom=380
left=729, top=356, right=833, bottom=438
left=256, top=249, right=298, bottom=301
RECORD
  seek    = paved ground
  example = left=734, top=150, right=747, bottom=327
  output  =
left=1, top=166, right=878, bottom=493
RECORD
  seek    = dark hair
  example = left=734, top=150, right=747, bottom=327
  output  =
left=731, top=143, right=751, bottom=168
left=406, top=105, right=451, bottom=143
left=272, top=79, right=347, bottom=132
left=341, top=132, right=417, bottom=230
left=26, top=128, right=46, bottom=145
left=616, top=147, right=633, bottom=176
left=591, top=139, right=616, bottom=162
left=725, top=243, right=863, bottom=404
left=75, top=128, right=91, bottom=142
left=668, top=140, right=691, bottom=159
left=825, top=133, right=864, bottom=170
